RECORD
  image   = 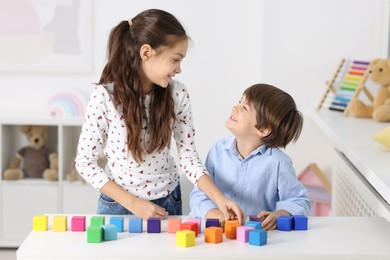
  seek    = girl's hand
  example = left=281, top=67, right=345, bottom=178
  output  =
left=258, top=210, right=291, bottom=230
left=215, top=197, right=245, bottom=224
left=130, top=197, right=168, bottom=220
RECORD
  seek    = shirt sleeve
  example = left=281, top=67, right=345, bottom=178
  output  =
left=189, top=143, right=218, bottom=218
left=275, top=159, right=312, bottom=215
left=172, top=82, right=209, bottom=185
left=75, top=85, right=111, bottom=191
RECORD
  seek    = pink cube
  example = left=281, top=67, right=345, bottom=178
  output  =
left=167, top=218, right=182, bottom=234
left=71, top=216, right=86, bottom=232
left=187, top=217, right=201, bottom=234
left=237, top=226, right=254, bottom=243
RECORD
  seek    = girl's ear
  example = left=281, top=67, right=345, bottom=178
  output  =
left=257, top=127, right=271, bottom=138
left=140, top=44, right=153, bottom=61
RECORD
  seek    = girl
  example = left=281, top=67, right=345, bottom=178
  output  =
left=75, top=9, right=244, bottom=222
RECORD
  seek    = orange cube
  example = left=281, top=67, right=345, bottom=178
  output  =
left=204, top=226, right=223, bottom=243
left=224, top=219, right=241, bottom=239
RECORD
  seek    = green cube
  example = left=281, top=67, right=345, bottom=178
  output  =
left=90, top=216, right=105, bottom=227
left=87, top=226, right=103, bottom=243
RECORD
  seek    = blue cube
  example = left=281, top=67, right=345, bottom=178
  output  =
left=129, top=216, right=143, bottom=233
left=293, top=215, right=308, bottom=230
left=248, top=229, right=267, bottom=246
left=205, top=218, right=220, bottom=228
left=110, top=216, right=124, bottom=232
left=245, top=221, right=262, bottom=229
left=102, top=224, right=117, bottom=241
left=277, top=216, right=294, bottom=231
left=147, top=218, right=161, bottom=233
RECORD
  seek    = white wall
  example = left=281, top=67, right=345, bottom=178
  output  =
left=0, top=0, right=389, bottom=192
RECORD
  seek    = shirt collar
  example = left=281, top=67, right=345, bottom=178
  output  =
left=224, top=136, right=271, bottom=159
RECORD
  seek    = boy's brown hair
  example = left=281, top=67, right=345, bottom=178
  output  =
left=244, top=83, right=303, bottom=148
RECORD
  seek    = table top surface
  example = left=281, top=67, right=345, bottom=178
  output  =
left=16, top=215, right=390, bottom=260
left=309, top=109, right=390, bottom=204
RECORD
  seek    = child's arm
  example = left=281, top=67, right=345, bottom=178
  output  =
left=100, top=181, right=168, bottom=219
left=257, top=209, right=291, bottom=230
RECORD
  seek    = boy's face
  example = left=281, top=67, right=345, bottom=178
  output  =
left=225, top=96, right=259, bottom=138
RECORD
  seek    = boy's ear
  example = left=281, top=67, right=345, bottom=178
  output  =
left=257, top=127, right=271, bottom=138
left=140, top=44, right=153, bottom=61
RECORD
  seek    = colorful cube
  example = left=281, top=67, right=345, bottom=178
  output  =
left=249, top=229, right=267, bottom=246
left=205, top=218, right=220, bottom=228
left=147, top=218, right=161, bottom=233
left=90, top=216, right=105, bottom=227
left=87, top=226, right=103, bottom=243
left=224, top=219, right=241, bottom=239
left=237, top=226, right=254, bottom=243
left=33, top=215, right=48, bottom=231
left=110, top=216, right=124, bottom=232
left=249, top=215, right=264, bottom=222
left=293, top=215, right=308, bottom=230
left=180, top=222, right=199, bottom=237
left=129, top=216, right=143, bottom=233
left=277, top=216, right=294, bottom=231
left=245, top=221, right=262, bottom=230
left=187, top=217, right=201, bottom=234
left=53, top=216, right=67, bottom=232
left=204, top=226, right=223, bottom=244
left=71, top=216, right=86, bottom=232
left=102, top=224, right=117, bottom=241
left=167, top=218, right=182, bottom=234
left=176, top=230, right=195, bottom=247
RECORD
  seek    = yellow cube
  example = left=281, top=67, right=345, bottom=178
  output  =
left=53, top=216, right=67, bottom=232
left=176, top=230, right=195, bottom=247
left=33, top=215, right=48, bottom=231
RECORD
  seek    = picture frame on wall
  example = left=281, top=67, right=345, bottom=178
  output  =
left=0, top=0, right=93, bottom=73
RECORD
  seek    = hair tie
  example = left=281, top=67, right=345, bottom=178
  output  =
left=128, top=19, right=133, bottom=27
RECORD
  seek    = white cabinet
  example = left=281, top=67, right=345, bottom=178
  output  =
left=0, top=117, right=99, bottom=247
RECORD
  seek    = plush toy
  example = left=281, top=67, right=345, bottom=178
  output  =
left=3, top=125, right=58, bottom=181
left=66, top=156, right=106, bottom=183
left=373, top=126, right=390, bottom=149
left=349, top=58, right=390, bottom=122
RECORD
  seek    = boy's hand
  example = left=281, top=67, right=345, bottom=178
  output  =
left=215, top=197, right=245, bottom=224
left=205, top=208, right=225, bottom=224
left=258, top=210, right=291, bottom=230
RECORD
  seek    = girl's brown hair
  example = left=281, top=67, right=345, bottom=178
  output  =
left=244, top=83, right=303, bottom=148
left=98, top=9, right=188, bottom=162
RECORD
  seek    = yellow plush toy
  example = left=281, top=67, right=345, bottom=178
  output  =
left=349, top=58, right=390, bottom=122
left=373, top=126, right=390, bottom=149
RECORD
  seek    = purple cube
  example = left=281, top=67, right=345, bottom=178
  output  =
left=249, top=215, right=264, bottom=222
left=205, top=218, right=219, bottom=228
left=147, top=218, right=161, bottom=233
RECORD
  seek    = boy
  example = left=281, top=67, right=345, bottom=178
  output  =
left=189, top=83, right=311, bottom=230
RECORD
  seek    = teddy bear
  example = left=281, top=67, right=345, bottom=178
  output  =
left=3, top=125, right=58, bottom=181
left=66, top=155, right=106, bottom=183
left=349, top=58, right=390, bottom=122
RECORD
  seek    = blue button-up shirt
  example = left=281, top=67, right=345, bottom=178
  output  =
left=189, top=135, right=311, bottom=218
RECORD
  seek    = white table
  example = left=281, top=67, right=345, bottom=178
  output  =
left=16, top=215, right=390, bottom=260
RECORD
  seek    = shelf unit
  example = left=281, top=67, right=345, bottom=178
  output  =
left=0, top=116, right=99, bottom=247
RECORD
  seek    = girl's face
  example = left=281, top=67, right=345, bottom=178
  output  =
left=141, top=39, right=188, bottom=93
left=225, top=96, right=259, bottom=138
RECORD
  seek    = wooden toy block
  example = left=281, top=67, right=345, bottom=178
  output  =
left=248, top=229, right=267, bottom=246
left=237, top=226, right=254, bottom=243
left=102, top=224, right=117, bottom=241
left=87, top=226, right=103, bottom=243
left=204, top=226, right=223, bottom=244
left=249, top=215, right=264, bottom=222
left=277, top=216, right=294, bottom=231
left=176, top=230, right=195, bottom=247
left=33, top=215, right=48, bottom=231
left=205, top=218, right=219, bottom=228
left=129, top=216, right=143, bottom=233
left=180, top=222, right=199, bottom=237
left=167, top=218, right=182, bottom=234
left=187, top=217, right=201, bottom=234
left=110, top=216, right=124, bottom=232
left=224, top=219, right=241, bottom=239
left=147, top=218, right=161, bottom=233
left=53, top=216, right=67, bottom=232
left=293, top=215, right=308, bottom=230
left=71, top=216, right=86, bottom=232
left=245, top=221, right=262, bottom=230
left=90, top=216, right=105, bottom=227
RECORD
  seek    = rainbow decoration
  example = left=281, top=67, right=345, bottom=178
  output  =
left=47, top=91, right=87, bottom=117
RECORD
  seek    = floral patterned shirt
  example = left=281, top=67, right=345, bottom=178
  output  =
left=75, top=80, right=207, bottom=200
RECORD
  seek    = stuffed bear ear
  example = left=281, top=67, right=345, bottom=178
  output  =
left=371, top=58, right=380, bottom=66
left=21, top=125, right=31, bottom=134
